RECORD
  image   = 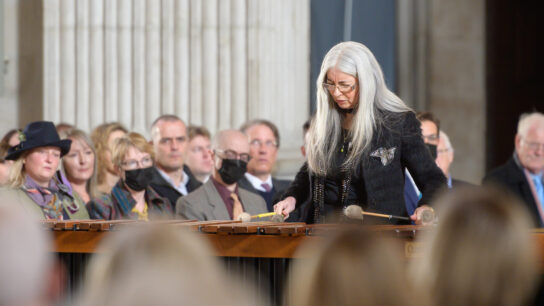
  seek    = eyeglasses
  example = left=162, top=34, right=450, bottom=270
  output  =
left=214, top=149, right=251, bottom=163
left=523, top=139, right=544, bottom=151
left=422, top=134, right=439, bottom=143
left=322, top=82, right=356, bottom=94
left=249, top=139, right=278, bottom=149
left=121, top=156, right=153, bottom=170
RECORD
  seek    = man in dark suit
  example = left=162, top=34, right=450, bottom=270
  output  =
left=437, top=131, right=473, bottom=188
left=149, top=115, right=202, bottom=207
left=176, top=129, right=267, bottom=220
left=483, top=112, right=544, bottom=227
left=238, top=119, right=292, bottom=212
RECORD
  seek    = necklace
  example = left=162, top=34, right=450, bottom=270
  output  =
left=340, top=131, right=349, bottom=153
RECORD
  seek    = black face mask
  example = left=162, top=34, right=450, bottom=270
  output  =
left=425, top=143, right=438, bottom=160
left=218, top=159, right=247, bottom=185
left=124, top=166, right=154, bottom=191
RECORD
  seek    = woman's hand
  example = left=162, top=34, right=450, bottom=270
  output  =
left=274, top=196, right=296, bottom=219
left=410, top=205, right=435, bottom=225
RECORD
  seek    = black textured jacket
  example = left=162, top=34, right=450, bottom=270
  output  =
left=283, top=111, right=446, bottom=223
left=150, top=165, right=202, bottom=211
left=483, top=156, right=542, bottom=227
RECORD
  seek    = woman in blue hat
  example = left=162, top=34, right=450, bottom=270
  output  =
left=0, top=121, right=89, bottom=220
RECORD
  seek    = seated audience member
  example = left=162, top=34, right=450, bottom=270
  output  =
left=61, top=129, right=98, bottom=204
left=483, top=112, right=544, bottom=227
left=0, top=129, right=21, bottom=185
left=0, top=142, right=13, bottom=186
left=287, top=228, right=417, bottom=306
left=436, top=131, right=472, bottom=188
left=87, top=133, right=172, bottom=220
left=0, top=121, right=89, bottom=219
left=412, top=186, right=538, bottom=306
left=56, top=122, right=74, bottom=136
left=91, top=122, right=127, bottom=195
left=239, top=119, right=292, bottom=212
left=76, top=224, right=260, bottom=306
left=149, top=115, right=201, bottom=206
left=1, top=128, right=21, bottom=148
left=0, top=203, right=64, bottom=306
left=184, top=125, right=213, bottom=183
left=404, top=111, right=442, bottom=216
left=176, top=130, right=267, bottom=221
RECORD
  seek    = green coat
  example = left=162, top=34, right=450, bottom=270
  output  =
left=0, top=186, right=90, bottom=220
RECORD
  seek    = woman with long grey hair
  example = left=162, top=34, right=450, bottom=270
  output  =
left=275, top=41, right=446, bottom=223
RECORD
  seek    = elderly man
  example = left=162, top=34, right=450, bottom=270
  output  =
left=238, top=119, right=292, bottom=212
left=176, top=129, right=267, bottom=221
left=149, top=115, right=202, bottom=206
left=436, top=131, right=472, bottom=188
left=484, top=112, right=544, bottom=227
left=183, top=126, right=213, bottom=183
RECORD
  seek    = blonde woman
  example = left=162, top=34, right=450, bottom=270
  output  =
left=91, top=122, right=127, bottom=195
left=412, top=186, right=539, bottom=306
left=87, top=132, right=172, bottom=220
left=76, top=225, right=261, bottom=306
left=61, top=129, right=98, bottom=204
left=275, top=41, right=445, bottom=223
left=0, top=121, right=89, bottom=219
left=287, top=228, right=419, bottom=306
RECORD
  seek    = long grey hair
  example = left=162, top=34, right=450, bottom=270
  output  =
left=307, top=41, right=412, bottom=175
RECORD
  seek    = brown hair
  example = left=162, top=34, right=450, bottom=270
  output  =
left=412, top=186, right=538, bottom=306
left=416, top=111, right=440, bottom=133
left=91, top=122, right=127, bottom=185
left=111, top=132, right=154, bottom=168
left=187, top=125, right=211, bottom=141
left=288, top=228, right=418, bottom=306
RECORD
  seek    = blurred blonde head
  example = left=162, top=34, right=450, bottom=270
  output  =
left=77, top=224, right=260, bottom=306
left=287, top=228, right=418, bottom=306
left=413, top=186, right=538, bottom=306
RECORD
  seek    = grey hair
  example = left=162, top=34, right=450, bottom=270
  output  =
left=439, top=131, right=453, bottom=152
left=307, top=41, right=411, bottom=175
left=517, top=112, right=544, bottom=138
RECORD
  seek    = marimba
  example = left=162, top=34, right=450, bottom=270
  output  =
left=43, top=220, right=544, bottom=305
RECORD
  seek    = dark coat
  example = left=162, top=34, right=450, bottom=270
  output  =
left=237, top=176, right=292, bottom=211
left=86, top=182, right=172, bottom=220
left=483, top=157, right=542, bottom=227
left=149, top=165, right=202, bottom=210
left=283, top=111, right=447, bottom=224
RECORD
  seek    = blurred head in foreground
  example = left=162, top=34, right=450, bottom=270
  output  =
left=412, top=186, right=539, bottom=306
left=77, top=224, right=262, bottom=306
left=0, top=203, right=61, bottom=306
left=287, top=228, right=417, bottom=306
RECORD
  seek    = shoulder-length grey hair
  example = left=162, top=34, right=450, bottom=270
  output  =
left=307, top=41, right=412, bottom=175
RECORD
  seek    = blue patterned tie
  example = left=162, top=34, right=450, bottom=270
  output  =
left=533, top=175, right=544, bottom=208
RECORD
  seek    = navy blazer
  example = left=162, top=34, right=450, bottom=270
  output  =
left=283, top=111, right=447, bottom=223
left=237, top=176, right=292, bottom=211
left=483, top=156, right=542, bottom=227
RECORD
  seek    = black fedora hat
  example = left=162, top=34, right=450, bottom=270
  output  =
left=5, top=121, right=72, bottom=161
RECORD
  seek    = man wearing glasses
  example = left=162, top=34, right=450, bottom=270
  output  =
left=176, top=129, right=267, bottom=221
left=484, top=112, right=544, bottom=227
left=238, top=120, right=292, bottom=212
